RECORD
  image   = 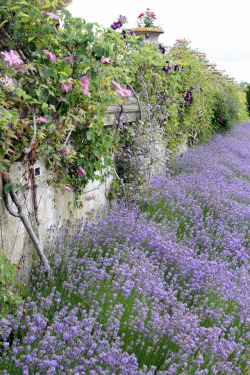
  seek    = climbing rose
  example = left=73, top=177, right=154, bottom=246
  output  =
left=1, top=50, right=24, bottom=66
left=64, top=53, right=76, bottom=61
left=46, top=12, right=59, bottom=19
left=0, top=75, right=14, bottom=88
left=61, top=78, right=73, bottom=92
left=112, top=80, right=131, bottom=97
left=80, top=75, right=91, bottom=97
left=61, top=146, right=70, bottom=155
left=43, top=50, right=56, bottom=62
left=36, top=116, right=48, bottom=123
left=64, top=185, right=71, bottom=191
left=77, top=166, right=86, bottom=176
left=100, top=56, right=110, bottom=64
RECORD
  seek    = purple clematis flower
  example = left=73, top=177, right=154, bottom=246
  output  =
left=158, top=44, right=165, bottom=54
left=162, top=65, right=171, bottom=74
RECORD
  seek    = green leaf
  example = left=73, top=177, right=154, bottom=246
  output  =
left=86, top=131, right=92, bottom=140
left=16, top=88, right=26, bottom=98
left=4, top=183, right=12, bottom=194
left=113, top=133, right=120, bottom=143
left=4, top=110, right=14, bottom=120
left=28, top=36, right=36, bottom=42
left=92, top=45, right=105, bottom=58
left=0, top=20, right=8, bottom=29
left=59, top=72, right=68, bottom=78
left=63, top=66, right=73, bottom=76
left=42, top=67, right=52, bottom=79
left=0, top=149, right=5, bottom=158
left=86, top=23, right=93, bottom=32
left=0, top=161, right=8, bottom=170
left=17, top=12, right=29, bottom=18
left=14, top=183, right=23, bottom=192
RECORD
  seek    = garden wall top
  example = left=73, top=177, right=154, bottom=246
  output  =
left=103, top=104, right=141, bottom=125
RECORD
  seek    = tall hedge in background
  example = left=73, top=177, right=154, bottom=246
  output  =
left=246, top=84, right=250, bottom=114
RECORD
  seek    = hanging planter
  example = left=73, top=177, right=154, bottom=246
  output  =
left=131, top=27, right=164, bottom=44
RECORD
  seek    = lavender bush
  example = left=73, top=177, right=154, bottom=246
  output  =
left=0, top=123, right=249, bottom=374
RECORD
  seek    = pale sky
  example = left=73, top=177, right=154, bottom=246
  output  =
left=67, top=0, right=250, bottom=83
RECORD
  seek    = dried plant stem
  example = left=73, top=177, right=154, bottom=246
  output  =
left=114, top=164, right=126, bottom=203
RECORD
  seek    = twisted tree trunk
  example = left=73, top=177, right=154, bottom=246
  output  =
left=2, top=176, right=50, bottom=276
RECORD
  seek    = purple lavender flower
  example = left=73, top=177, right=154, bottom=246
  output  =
left=1, top=123, right=249, bottom=375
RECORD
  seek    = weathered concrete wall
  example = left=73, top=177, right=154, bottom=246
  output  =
left=0, top=157, right=113, bottom=280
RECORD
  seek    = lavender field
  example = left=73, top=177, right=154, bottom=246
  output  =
left=0, top=123, right=250, bottom=374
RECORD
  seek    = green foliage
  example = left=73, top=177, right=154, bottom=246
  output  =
left=0, top=250, right=21, bottom=318
left=212, top=84, right=248, bottom=132
left=0, top=0, right=120, bottom=196
left=104, top=36, right=248, bottom=155
left=246, top=84, right=250, bottom=114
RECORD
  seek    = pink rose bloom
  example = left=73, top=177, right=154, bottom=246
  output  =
left=0, top=75, right=14, bottom=88
left=112, top=80, right=132, bottom=97
left=46, top=12, right=60, bottom=19
left=61, top=146, right=70, bottom=155
left=36, top=116, right=48, bottom=123
left=1, top=50, right=24, bottom=66
left=77, top=166, right=86, bottom=176
left=64, top=53, right=77, bottom=61
left=14, top=64, right=26, bottom=72
left=64, top=185, right=71, bottom=191
left=61, top=78, right=73, bottom=92
left=101, top=56, right=110, bottom=64
left=243, top=85, right=246, bottom=89
left=120, top=89, right=132, bottom=97
left=80, top=75, right=91, bottom=97
left=43, top=50, right=56, bottom=62
left=112, top=80, right=122, bottom=91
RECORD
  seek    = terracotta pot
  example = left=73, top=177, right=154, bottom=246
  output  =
left=131, top=27, right=164, bottom=44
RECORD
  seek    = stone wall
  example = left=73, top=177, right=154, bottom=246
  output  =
left=0, top=105, right=141, bottom=275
